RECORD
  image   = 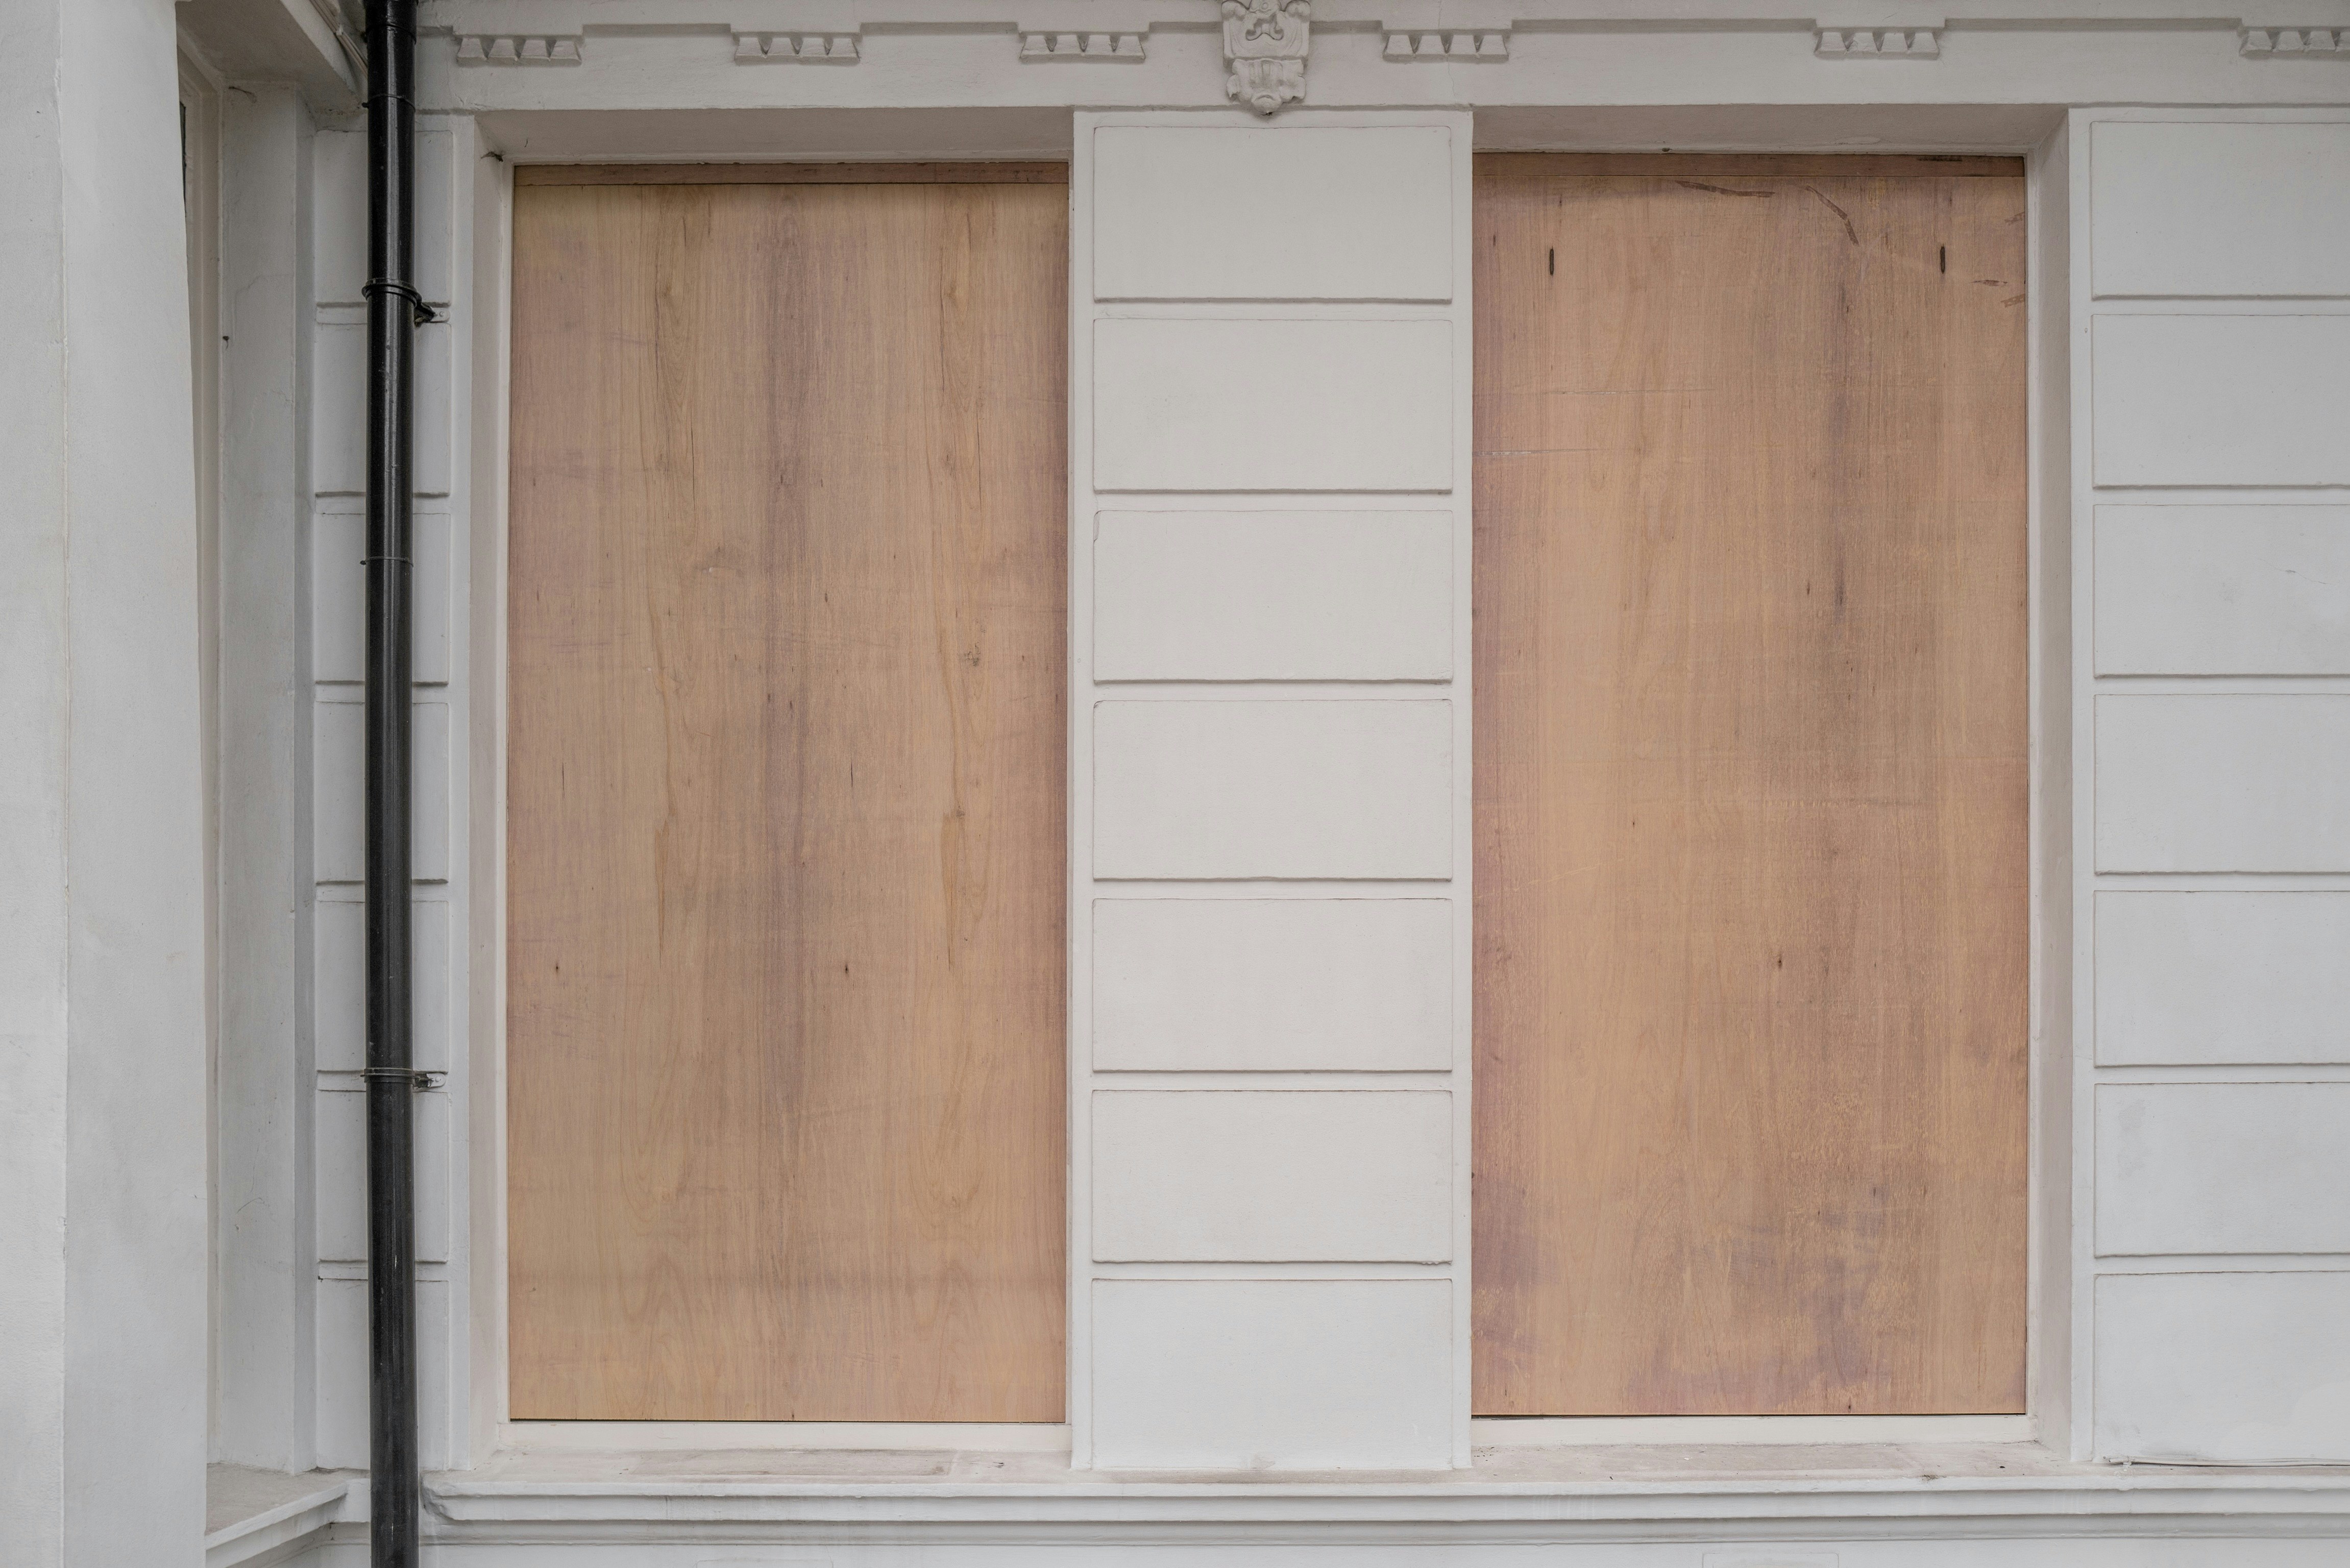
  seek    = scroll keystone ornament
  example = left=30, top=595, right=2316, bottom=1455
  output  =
left=1224, top=0, right=1311, bottom=113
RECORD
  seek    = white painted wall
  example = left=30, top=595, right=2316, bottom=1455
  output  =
left=2072, top=108, right=2350, bottom=1466
left=158, top=2, right=2350, bottom=1552
left=1070, top=109, right=1474, bottom=1472
left=0, top=1, right=210, bottom=1563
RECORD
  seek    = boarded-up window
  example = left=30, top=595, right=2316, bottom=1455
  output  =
left=505, top=168, right=1068, bottom=1421
left=1473, top=156, right=2030, bottom=1416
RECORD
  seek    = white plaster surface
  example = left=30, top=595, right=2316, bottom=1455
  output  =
left=2096, top=1083, right=2350, bottom=1256
left=1093, top=509, right=1453, bottom=682
left=2094, top=505, right=2350, bottom=674
left=0, top=1, right=209, bottom=1561
left=1092, top=898, right=1452, bottom=1071
left=1092, top=1090, right=1453, bottom=1261
left=314, top=504, right=454, bottom=684
left=2091, top=121, right=2350, bottom=298
left=315, top=127, right=453, bottom=307
left=2093, top=695, right=2350, bottom=871
left=2095, top=891, right=2350, bottom=1065
left=1092, top=318, right=1454, bottom=492
left=314, top=318, right=453, bottom=496
left=313, top=697, right=452, bottom=883
left=1090, top=1279, right=1453, bottom=1469
left=2095, top=1271, right=2350, bottom=1463
left=1093, top=700, right=1453, bottom=878
left=315, top=896, right=452, bottom=1075
left=213, top=79, right=320, bottom=1473
left=2091, top=315, right=2350, bottom=487
left=1091, top=125, right=1453, bottom=302
left=316, top=1276, right=452, bottom=1471
left=317, top=1087, right=455, bottom=1264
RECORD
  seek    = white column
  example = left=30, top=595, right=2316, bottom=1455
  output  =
left=2070, top=110, right=2350, bottom=1465
left=1069, top=109, right=1474, bottom=1471
left=0, top=0, right=210, bottom=1561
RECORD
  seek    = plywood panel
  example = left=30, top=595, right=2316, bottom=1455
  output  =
left=506, top=177, right=1066, bottom=1420
left=1473, top=158, right=2030, bottom=1415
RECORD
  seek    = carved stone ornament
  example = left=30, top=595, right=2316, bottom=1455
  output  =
left=1223, top=0, right=1311, bottom=114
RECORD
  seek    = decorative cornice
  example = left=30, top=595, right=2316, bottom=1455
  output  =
left=1816, top=26, right=1940, bottom=58
left=1384, top=30, right=1510, bottom=62
left=733, top=32, right=861, bottom=62
left=2240, top=24, right=2348, bottom=55
left=1223, top=0, right=1311, bottom=114
left=1021, top=31, right=1148, bottom=61
left=454, top=33, right=581, bottom=64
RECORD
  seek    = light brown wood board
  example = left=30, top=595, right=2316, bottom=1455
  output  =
left=1472, top=157, right=2031, bottom=1416
left=516, top=162, right=1070, bottom=186
left=505, top=176, right=1068, bottom=1420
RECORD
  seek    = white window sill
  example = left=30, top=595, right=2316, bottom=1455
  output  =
left=422, top=1443, right=2350, bottom=1542
left=206, top=1465, right=359, bottom=1568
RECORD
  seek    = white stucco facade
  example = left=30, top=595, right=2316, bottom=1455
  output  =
left=4, top=0, right=2349, bottom=1562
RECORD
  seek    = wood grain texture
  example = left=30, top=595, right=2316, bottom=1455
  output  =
left=1477, top=154, right=2023, bottom=180
left=1472, top=158, right=2029, bottom=1416
left=506, top=178, right=1068, bottom=1420
left=516, top=162, right=1069, bottom=186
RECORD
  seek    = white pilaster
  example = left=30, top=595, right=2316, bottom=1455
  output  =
left=0, top=0, right=210, bottom=1560
left=1069, top=110, right=1474, bottom=1471
left=2071, top=108, right=2350, bottom=1466
left=213, top=79, right=320, bottom=1474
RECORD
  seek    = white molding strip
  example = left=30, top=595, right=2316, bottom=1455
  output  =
left=500, top=1421, right=1071, bottom=1453
left=1473, top=1415, right=2037, bottom=1447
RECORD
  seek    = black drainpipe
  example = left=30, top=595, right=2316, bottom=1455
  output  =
left=362, top=2, right=423, bottom=1565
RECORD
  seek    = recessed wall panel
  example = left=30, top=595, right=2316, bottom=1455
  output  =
left=1092, top=898, right=1452, bottom=1071
left=2095, top=505, right=2350, bottom=675
left=2092, top=316, right=2350, bottom=487
left=1093, top=125, right=1453, bottom=302
left=1091, top=1279, right=1453, bottom=1469
left=2091, top=122, right=2350, bottom=299
left=2095, top=695, right=2350, bottom=872
left=1093, top=510, right=1453, bottom=681
left=2095, top=1272, right=2350, bottom=1463
left=2097, top=1083, right=2350, bottom=1255
left=315, top=896, right=451, bottom=1075
left=1092, top=318, right=1453, bottom=493
left=2096, top=891, right=2350, bottom=1065
left=314, top=507, right=453, bottom=684
left=1092, top=1090, right=1453, bottom=1262
left=1093, top=699, right=1452, bottom=879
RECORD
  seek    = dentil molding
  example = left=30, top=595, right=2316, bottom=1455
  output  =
left=734, top=32, right=861, bottom=62
left=1816, top=26, right=1940, bottom=58
left=1022, top=31, right=1149, bottom=61
left=454, top=33, right=581, bottom=64
left=2241, top=24, right=2349, bottom=54
left=1384, top=30, right=1510, bottom=62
